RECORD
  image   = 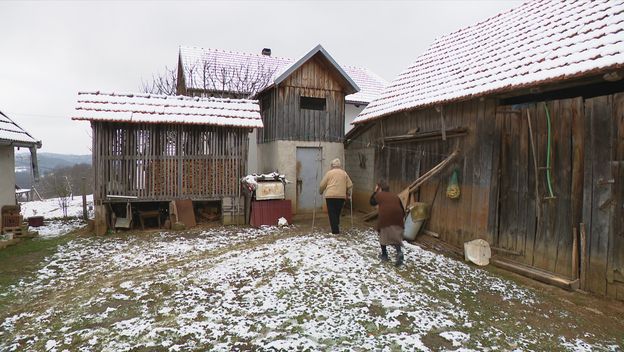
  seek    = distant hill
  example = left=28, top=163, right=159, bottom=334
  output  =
left=14, top=152, right=91, bottom=182
left=15, top=152, right=91, bottom=173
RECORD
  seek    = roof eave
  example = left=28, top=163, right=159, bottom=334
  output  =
left=71, top=116, right=263, bottom=129
left=355, top=62, right=624, bottom=125
left=0, top=139, right=42, bottom=148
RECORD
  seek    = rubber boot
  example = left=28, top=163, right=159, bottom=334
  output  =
left=395, top=246, right=404, bottom=267
left=379, top=245, right=389, bottom=262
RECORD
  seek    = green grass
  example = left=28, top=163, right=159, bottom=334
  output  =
left=0, top=234, right=75, bottom=304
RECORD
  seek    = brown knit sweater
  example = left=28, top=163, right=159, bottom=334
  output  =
left=370, top=191, right=405, bottom=230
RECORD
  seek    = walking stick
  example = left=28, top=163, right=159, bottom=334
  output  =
left=350, top=190, right=354, bottom=228
left=312, top=194, right=317, bottom=230
left=312, top=148, right=321, bottom=231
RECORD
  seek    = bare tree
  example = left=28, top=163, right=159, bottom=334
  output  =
left=142, top=56, right=277, bottom=99
left=44, top=173, right=72, bottom=218
left=141, top=66, right=178, bottom=96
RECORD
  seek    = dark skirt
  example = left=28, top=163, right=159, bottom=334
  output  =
left=379, top=225, right=404, bottom=246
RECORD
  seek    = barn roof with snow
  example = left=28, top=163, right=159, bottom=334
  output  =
left=0, top=110, right=41, bottom=148
left=71, top=91, right=263, bottom=128
left=179, top=45, right=386, bottom=104
left=354, top=0, right=624, bottom=124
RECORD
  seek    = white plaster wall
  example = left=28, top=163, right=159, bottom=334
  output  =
left=0, top=145, right=16, bottom=208
left=247, top=129, right=258, bottom=174
left=257, top=140, right=344, bottom=213
left=345, top=103, right=366, bottom=134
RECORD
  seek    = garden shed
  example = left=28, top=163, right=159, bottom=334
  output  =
left=347, top=0, right=624, bottom=300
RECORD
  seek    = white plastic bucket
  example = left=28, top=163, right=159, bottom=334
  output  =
left=403, top=202, right=429, bottom=241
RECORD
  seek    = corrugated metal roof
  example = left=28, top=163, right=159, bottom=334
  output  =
left=71, top=91, right=263, bottom=128
left=179, top=46, right=387, bottom=104
left=0, top=110, right=41, bottom=147
left=354, top=0, right=624, bottom=124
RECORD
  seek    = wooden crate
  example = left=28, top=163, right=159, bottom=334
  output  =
left=2, top=214, right=22, bottom=228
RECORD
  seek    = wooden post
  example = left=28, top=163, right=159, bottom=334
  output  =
left=439, top=106, right=447, bottom=141
left=580, top=222, right=587, bottom=290
left=572, top=226, right=579, bottom=280
left=81, top=177, right=88, bottom=220
left=526, top=109, right=541, bottom=223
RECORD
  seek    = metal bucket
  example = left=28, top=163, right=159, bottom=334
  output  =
left=403, top=202, right=430, bottom=241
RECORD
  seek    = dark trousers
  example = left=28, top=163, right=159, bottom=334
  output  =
left=326, top=198, right=345, bottom=234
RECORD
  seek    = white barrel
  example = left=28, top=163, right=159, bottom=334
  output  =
left=403, top=202, right=429, bottom=241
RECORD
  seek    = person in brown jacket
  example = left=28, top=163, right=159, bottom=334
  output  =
left=319, top=158, right=353, bottom=234
left=370, top=180, right=405, bottom=266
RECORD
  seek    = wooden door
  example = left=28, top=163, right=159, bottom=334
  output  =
left=495, top=108, right=535, bottom=261
left=496, top=98, right=581, bottom=279
left=583, top=93, right=624, bottom=299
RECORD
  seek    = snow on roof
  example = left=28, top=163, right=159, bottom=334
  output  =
left=179, top=46, right=387, bottom=105
left=71, top=91, right=263, bottom=129
left=0, top=110, right=41, bottom=147
left=354, top=0, right=624, bottom=124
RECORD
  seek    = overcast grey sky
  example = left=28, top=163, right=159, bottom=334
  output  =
left=0, top=0, right=520, bottom=154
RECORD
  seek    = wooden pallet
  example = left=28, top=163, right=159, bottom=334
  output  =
left=3, top=225, right=26, bottom=237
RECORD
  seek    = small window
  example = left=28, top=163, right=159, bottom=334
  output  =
left=300, top=96, right=326, bottom=111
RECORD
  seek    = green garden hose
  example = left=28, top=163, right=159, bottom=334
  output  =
left=544, top=103, right=555, bottom=198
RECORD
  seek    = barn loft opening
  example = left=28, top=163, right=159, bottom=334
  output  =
left=300, top=96, right=326, bottom=111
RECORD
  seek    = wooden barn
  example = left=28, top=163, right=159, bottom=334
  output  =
left=176, top=45, right=386, bottom=212
left=346, top=0, right=624, bottom=300
left=254, top=45, right=359, bottom=213
left=72, top=92, right=261, bottom=226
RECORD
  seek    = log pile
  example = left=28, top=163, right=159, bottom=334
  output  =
left=148, top=159, right=241, bottom=197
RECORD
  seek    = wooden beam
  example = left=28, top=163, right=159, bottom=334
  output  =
left=491, top=246, right=523, bottom=256
left=580, top=222, right=588, bottom=290
left=365, top=149, right=460, bottom=221
left=440, top=106, right=447, bottom=141
left=526, top=109, right=541, bottom=224
left=384, top=127, right=468, bottom=144
left=572, top=226, right=579, bottom=280
left=491, top=258, right=580, bottom=291
left=422, top=229, right=440, bottom=238
left=399, top=149, right=461, bottom=207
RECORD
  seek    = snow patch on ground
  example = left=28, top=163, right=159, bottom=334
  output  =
left=0, top=227, right=620, bottom=351
left=33, top=219, right=84, bottom=238
left=20, top=195, right=93, bottom=220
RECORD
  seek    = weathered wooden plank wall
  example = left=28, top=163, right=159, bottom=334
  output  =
left=92, top=122, right=247, bottom=202
left=346, top=90, right=624, bottom=300
left=494, top=98, right=580, bottom=278
left=347, top=99, right=498, bottom=248
left=259, top=56, right=345, bottom=143
left=582, top=93, right=624, bottom=299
